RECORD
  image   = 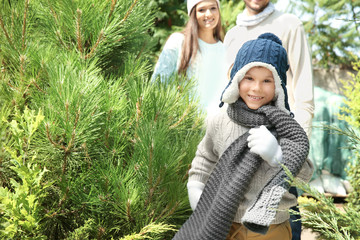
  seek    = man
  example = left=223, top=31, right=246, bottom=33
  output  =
left=224, top=1, right=314, bottom=239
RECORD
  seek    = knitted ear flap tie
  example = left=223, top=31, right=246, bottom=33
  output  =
left=172, top=100, right=309, bottom=240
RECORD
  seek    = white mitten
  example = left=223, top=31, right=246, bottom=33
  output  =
left=187, top=181, right=205, bottom=211
left=247, top=125, right=282, bottom=167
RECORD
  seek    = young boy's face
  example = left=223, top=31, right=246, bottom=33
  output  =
left=238, top=66, right=275, bottom=110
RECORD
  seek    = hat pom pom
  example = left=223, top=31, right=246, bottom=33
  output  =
left=258, top=33, right=282, bottom=46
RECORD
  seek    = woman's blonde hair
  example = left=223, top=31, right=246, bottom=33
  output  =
left=178, top=5, right=223, bottom=75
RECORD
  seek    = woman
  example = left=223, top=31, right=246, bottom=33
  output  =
left=152, top=0, right=227, bottom=115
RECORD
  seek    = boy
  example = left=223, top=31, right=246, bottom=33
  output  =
left=173, top=33, right=314, bottom=240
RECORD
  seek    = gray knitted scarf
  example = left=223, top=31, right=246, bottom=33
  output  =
left=173, top=99, right=309, bottom=240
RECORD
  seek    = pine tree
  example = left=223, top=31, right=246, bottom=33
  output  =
left=0, top=0, right=204, bottom=238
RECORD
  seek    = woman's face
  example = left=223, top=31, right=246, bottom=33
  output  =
left=195, top=0, right=220, bottom=32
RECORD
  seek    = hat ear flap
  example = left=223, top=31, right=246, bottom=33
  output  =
left=281, top=82, right=290, bottom=111
left=220, top=63, right=253, bottom=105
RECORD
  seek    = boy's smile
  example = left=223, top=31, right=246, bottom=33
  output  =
left=238, top=66, right=275, bottom=110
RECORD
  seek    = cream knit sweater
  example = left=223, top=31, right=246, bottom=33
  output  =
left=188, top=109, right=314, bottom=225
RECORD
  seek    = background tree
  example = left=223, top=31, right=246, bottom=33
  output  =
left=149, top=0, right=187, bottom=48
left=287, top=0, right=359, bottom=69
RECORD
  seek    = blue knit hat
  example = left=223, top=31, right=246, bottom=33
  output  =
left=220, top=33, right=290, bottom=112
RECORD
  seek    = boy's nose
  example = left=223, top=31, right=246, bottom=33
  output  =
left=251, top=82, right=261, bottom=91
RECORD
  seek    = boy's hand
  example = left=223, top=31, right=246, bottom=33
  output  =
left=247, top=125, right=282, bottom=167
left=187, top=181, right=205, bottom=211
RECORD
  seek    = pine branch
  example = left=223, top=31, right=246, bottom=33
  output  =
left=136, top=99, right=141, bottom=122
left=126, top=198, right=134, bottom=223
left=81, top=142, right=91, bottom=169
left=55, top=30, right=69, bottom=50
left=119, top=222, right=176, bottom=240
left=0, top=15, right=17, bottom=51
left=22, top=0, right=29, bottom=51
left=62, top=107, right=80, bottom=174
left=44, top=106, right=81, bottom=175
left=45, top=123, right=66, bottom=151
left=47, top=0, right=70, bottom=50
left=154, top=202, right=180, bottom=221
left=31, top=68, right=47, bottom=94
left=169, top=105, right=191, bottom=129
left=47, top=0, right=59, bottom=23
left=76, top=8, right=83, bottom=54
left=108, top=0, right=117, bottom=22
left=322, top=124, right=360, bottom=150
left=58, top=186, right=69, bottom=208
left=84, top=29, right=104, bottom=60
left=148, top=141, right=154, bottom=199
left=22, top=66, right=46, bottom=99
left=120, top=0, right=138, bottom=25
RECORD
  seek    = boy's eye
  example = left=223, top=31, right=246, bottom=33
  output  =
left=264, top=79, right=273, bottom=83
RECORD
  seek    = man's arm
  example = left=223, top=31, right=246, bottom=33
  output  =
left=287, top=23, right=314, bottom=138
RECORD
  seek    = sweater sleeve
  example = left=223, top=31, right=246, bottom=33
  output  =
left=286, top=23, right=314, bottom=138
left=188, top=115, right=220, bottom=184
left=295, top=157, right=314, bottom=183
left=151, top=33, right=184, bottom=82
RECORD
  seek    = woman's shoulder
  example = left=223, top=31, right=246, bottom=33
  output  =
left=159, top=32, right=185, bottom=52
left=169, top=32, right=184, bottom=39
left=164, top=32, right=185, bottom=47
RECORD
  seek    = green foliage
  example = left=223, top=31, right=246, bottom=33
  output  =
left=340, top=60, right=360, bottom=129
left=337, top=59, right=360, bottom=210
left=149, top=0, right=187, bottom=50
left=288, top=0, right=360, bottom=69
left=286, top=61, right=360, bottom=238
left=295, top=195, right=359, bottom=240
left=220, top=0, right=245, bottom=32
left=346, top=152, right=360, bottom=210
left=65, top=218, right=95, bottom=240
left=119, top=222, right=176, bottom=240
left=0, top=0, right=204, bottom=239
left=0, top=103, right=12, bottom=186
left=0, top=107, right=49, bottom=239
left=287, top=167, right=360, bottom=239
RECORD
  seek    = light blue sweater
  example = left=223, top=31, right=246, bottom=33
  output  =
left=152, top=32, right=228, bottom=115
